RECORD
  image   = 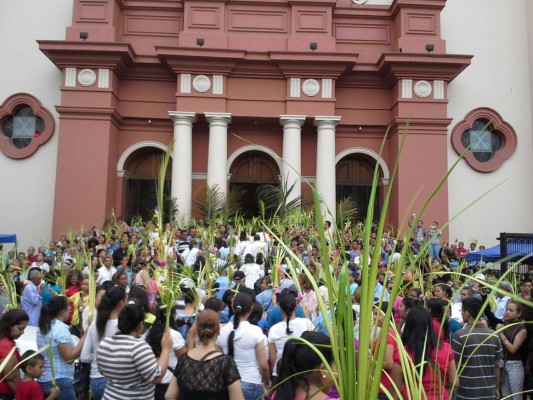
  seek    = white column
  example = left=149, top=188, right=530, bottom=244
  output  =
left=168, top=111, right=196, bottom=222
left=314, top=116, right=341, bottom=222
left=280, top=115, right=305, bottom=204
left=205, top=112, right=231, bottom=197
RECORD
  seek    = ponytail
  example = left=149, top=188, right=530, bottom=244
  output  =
left=278, top=292, right=296, bottom=335
left=96, top=286, right=126, bottom=339
left=285, top=309, right=293, bottom=335
left=39, top=296, right=68, bottom=335
left=228, top=293, right=252, bottom=357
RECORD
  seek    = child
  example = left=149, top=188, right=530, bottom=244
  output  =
left=15, top=351, right=60, bottom=400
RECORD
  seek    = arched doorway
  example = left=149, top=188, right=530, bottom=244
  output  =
left=229, top=150, right=280, bottom=217
left=123, top=147, right=172, bottom=222
left=336, top=153, right=382, bottom=222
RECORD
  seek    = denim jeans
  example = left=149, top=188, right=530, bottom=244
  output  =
left=241, top=381, right=264, bottom=400
left=429, top=243, right=441, bottom=259
left=40, top=378, right=77, bottom=400
left=90, top=377, right=108, bottom=400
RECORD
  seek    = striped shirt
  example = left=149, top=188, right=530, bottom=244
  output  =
left=451, top=322, right=502, bottom=400
left=96, top=334, right=161, bottom=400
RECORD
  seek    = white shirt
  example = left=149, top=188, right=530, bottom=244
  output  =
left=162, top=329, right=185, bottom=384
left=268, top=318, right=314, bottom=376
left=240, top=263, right=264, bottom=290
left=182, top=247, right=199, bottom=266
left=31, top=262, right=50, bottom=274
left=495, top=295, right=511, bottom=320
left=96, top=265, right=117, bottom=285
left=217, top=321, right=267, bottom=384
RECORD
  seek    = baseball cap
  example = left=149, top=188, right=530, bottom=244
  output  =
left=474, top=273, right=486, bottom=281
left=233, top=271, right=245, bottom=282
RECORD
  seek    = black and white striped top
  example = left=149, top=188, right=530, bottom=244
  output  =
left=96, top=334, right=161, bottom=400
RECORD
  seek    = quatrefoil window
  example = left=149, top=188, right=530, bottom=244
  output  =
left=451, top=108, right=516, bottom=173
left=0, top=93, right=55, bottom=159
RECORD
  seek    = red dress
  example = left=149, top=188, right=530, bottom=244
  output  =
left=0, top=337, right=20, bottom=395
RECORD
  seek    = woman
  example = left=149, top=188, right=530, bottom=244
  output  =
left=395, top=306, right=455, bottom=400
left=217, top=293, right=270, bottom=400
left=96, top=304, right=172, bottom=399
left=433, top=283, right=453, bottom=302
left=397, top=297, right=421, bottom=332
left=68, top=277, right=90, bottom=337
left=95, top=235, right=107, bottom=252
left=65, top=270, right=83, bottom=298
left=112, top=271, right=129, bottom=292
left=165, top=309, right=244, bottom=400
left=145, top=310, right=187, bottom=400
left=268, top=292, right=314, bottom=377
left=0, top=309, right=28, bottom=400
left=272, top=331, right=338, bottom=400
left=80, top=286, right=127, bottom=400
left=426, top=298, right=450, bottom=343
left=37, top=296, right=87, bottom=400
left=175, top=287, right=197, bottom=343
left=300, top=274, right=318, bottom=321
left=496, top=301, right=527, bottom=400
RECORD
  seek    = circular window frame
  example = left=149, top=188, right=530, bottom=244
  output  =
left=451, top=107, right=517, bottom=173
left=0, top=93, right=55, bottom=159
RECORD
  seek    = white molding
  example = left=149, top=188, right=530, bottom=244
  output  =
left=302, top=79, right=320, bottom=97
left=434, top=80, right=445, bottom=99
left=401, top=79, right=412, bottom=99
left=65, top=68, right=76, bottom=87
left=322, top=79, right=333, bottom=98
left=180, top=74, right=191, bottom=93
left=117, top=141, right=169, bottom=174
left=98, top=69, right=110, bottom=88
left=335, top=147, right=390, bottom=181
left=117, top=170, right=130, bottom=180
left=213, top=75, right=224, bottom=94
left=414, top=80, right=432, bottom=98
left=290, top=78, right=301, bottom=97
left=192, top=173, right=208, bottom=180
left=78, top=69, right=97, bottom=87
left=227, top=145, right=282, bottom=176
left=193, top=75, right=211, bottom=93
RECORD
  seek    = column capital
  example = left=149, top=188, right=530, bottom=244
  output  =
left=168, top=111, right=197, bottom=126
left=280, top=115, right=306, bottom=127
left=205, top=112, right=232, bottom=126
left=314, top=116, right=341, bottom=128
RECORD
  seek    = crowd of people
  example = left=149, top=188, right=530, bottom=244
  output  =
left=0, top=216, right=529, bottom=400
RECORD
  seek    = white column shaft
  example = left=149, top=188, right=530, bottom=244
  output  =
left=205, top=113, right=231, bottom=198
left=281, top=115, right=305, bottom=204
left=315, top=116, right=341, bottom=221
left=169, top=111, right=196, bottom=223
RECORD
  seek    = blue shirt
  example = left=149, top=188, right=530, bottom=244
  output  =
left=22, top=281, right=42, bottom=327
left=42, top=283, right=62, bottom=305
left=37, top=319, right=75, bottom=381
left=266, top=305, right=304, bottom=328
left=256, top=289, right=274, bottom=313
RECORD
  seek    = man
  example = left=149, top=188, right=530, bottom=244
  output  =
left=408, top=216, right=426, bottom=252
left=452, top=297, right=502, bottom=400
left=26, top=246, right=38, bottom=264
left=22, top=268, right=44, bottom=326
left=494, top=281, right=512, bottom=321
left=96, top=255, right=117, bottom=285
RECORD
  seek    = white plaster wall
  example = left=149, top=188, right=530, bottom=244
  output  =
left=443, top=0, right=533, bottom=248
left=0, top=0, right=72, bottom=251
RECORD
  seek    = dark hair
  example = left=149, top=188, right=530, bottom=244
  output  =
left=113, top=270, right=128, bottom=285
left=204, top=297, right=224, bottom=312
left=401, top=307, right=437, bottom=376
left=505, top=300, right=524, bottom=319
left=435, top=283, right=453, bottom=300
left=425, top=298, right=450, bottom=341
left=461, top=297, right=483, bottom=320
left=146, top=308, right=176, bottom=358
left=228, top=293, right=253, bottom=357
left=67, top=269, right=83, bottom=286
left=244, top=254, right=255, bottom=264
left=128, top=286, right=150, bottom=313
left=278, top=292, right=297, bottom=335
left=197, top=309, right=220, bottom=344
left=19, top=350, right=44, bottom=373
left=248, top=302, right=264, bottom=326
left=256, top=253, right=264, bottom=265
left=117, top=304, right=145, bottom=334
left=0, top=309, right=29, bottom=339
left=39, top=296, right=69, bottom=335
left=275, top=331, right=333, bottom=400
left=96, top=286, right=126, bottom=339
left=402, top=297, right=421, bottom=314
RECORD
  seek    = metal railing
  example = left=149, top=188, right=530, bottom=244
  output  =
left=499, top=232, right=533, bottom=274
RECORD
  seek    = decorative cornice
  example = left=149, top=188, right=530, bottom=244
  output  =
left=270, top=52, right=357, bottom=78
left=56, top=106, right=123, bottom=128
left=390, top=0, right=447, bottom=18
left=38, top=41, right=136, bottom=76
left=388, top=117, right=452, bottom=136
left=156, top=47, right=245, bottom=75
left=377, top=53, right=473, bottom=84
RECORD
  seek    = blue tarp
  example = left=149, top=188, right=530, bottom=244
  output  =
left=0, top=234, right=17, bottom=244
left=466, top=241, right=533, bottom=263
